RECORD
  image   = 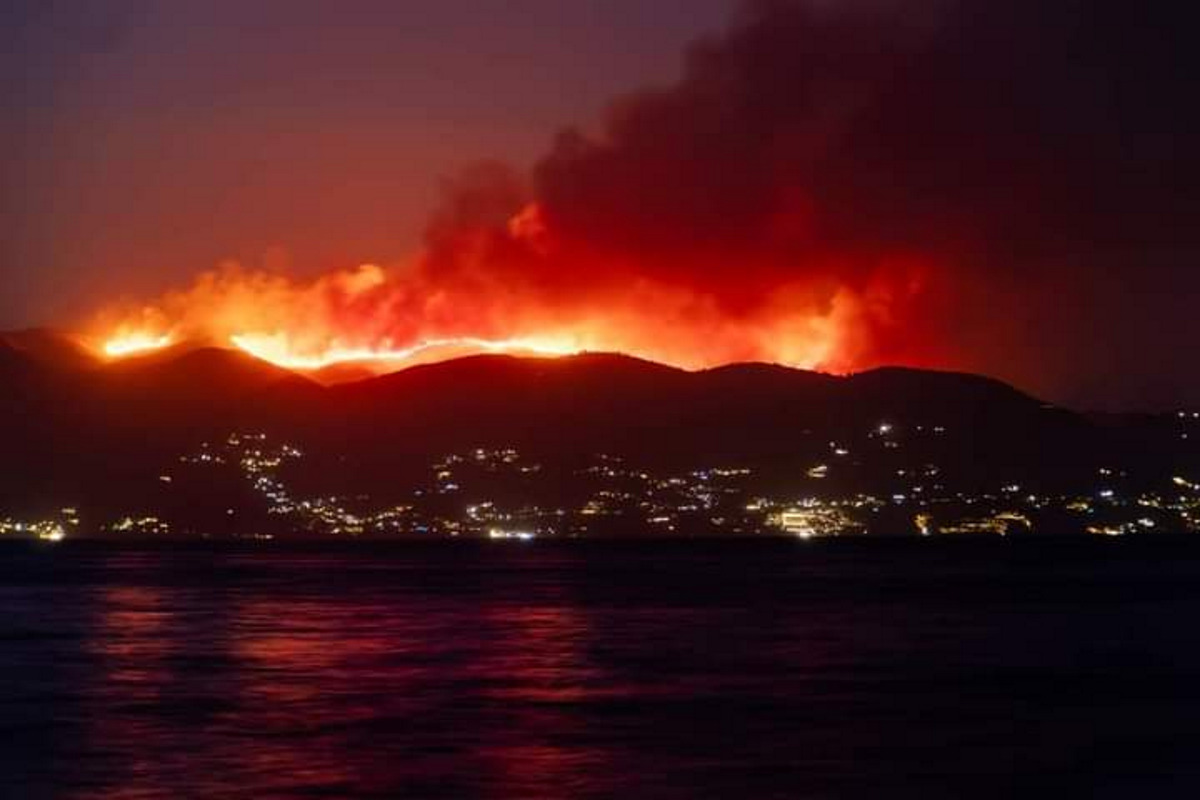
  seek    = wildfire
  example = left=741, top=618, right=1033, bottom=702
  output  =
left=86, top=261, right=874, bottom=375
left=229, top=333, right=582, bottom=370
left=102, top=332, right=173, bottom=358
left=87, top=236, right=923, bottom=377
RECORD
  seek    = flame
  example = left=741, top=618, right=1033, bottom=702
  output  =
left=102, top=332, right=174, bottom=358
left=230, top=332, right=582, bottom=370
left=87, top=203, right=929, bottom=377
left=86, top=257, right=905, bottom=376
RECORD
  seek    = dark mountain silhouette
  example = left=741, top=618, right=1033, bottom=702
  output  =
left=268, top=352, right=1099, bottom=500
left=0, top=343, right=316, bottom=515
left=0, top=328, right=99, bottom=373
left=0, top=334, right=1190, bottom=525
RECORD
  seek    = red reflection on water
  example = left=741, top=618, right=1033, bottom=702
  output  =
left=473, top=600, right=621, bottom=795
left=69, top=554, right=630, bottom=797
left=88, top=585, right=174, bottom=684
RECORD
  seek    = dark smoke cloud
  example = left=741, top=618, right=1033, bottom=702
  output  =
left=424, top=0, right=1199, bottom=408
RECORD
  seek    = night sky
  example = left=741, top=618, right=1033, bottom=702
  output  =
left=4, top=1, right=1198, bottom=410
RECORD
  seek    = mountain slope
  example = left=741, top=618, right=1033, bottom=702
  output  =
left=263, top=353, right=1099, bottom=498
left=3, top=339, right=1176, bottom=522
left=0, top=328, right=99, bottom=373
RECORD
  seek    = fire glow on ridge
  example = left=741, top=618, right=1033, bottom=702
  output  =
left=90, top=241, right=856, bottom=376
left=102, top=332, right=174, bottom=358
left=229, top=332, right=582, bottom=370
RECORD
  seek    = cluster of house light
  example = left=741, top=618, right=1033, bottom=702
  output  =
left=15, top=415, right=1195, bottom=540
left=0, top=511, right=75, bottom=541
left=157, top=426, right=1200, bottom=538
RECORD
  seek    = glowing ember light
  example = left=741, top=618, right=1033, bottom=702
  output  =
left=230, top=332, right=582, bottom=371
left=102, top=332, right=173, bottom=358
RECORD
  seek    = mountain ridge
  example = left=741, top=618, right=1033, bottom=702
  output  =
left=2, top=331, right=1190, bottom=526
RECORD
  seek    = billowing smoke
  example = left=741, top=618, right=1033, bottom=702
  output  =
left=94, top=1, right=1199, bottom=404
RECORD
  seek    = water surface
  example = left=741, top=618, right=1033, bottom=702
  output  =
left=4, top=539, right=1200, bottom=798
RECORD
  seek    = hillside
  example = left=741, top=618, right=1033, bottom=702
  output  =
left=1, top=337, right=1191, bottom=531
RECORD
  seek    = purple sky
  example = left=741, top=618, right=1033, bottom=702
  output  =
left=3, top=0, right=734, bottom=325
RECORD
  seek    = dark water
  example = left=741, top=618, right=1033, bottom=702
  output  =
left=4, top=539, right=1200, bottom=799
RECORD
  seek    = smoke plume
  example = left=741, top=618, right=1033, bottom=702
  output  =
left=95, top=1, right=1199, bottom=405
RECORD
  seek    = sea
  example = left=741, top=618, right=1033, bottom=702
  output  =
left=3, top=537, right=1200, bottom=799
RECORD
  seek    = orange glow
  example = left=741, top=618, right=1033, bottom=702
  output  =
left=102, top=332, right=174, bottom=358
left=85, top=258, right=894, bottom=376
left=230, top=332, right=582, bottom=370
left=87, top=203, right=930, bottom=377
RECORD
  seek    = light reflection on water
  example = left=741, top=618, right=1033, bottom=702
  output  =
left=4, top=540, right=1200, bottom=798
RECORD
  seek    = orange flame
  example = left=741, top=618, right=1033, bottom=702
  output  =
left=87, top=257, right=912, bottom=375
left=87, top=202, right=929, bottom=376
left=229, top=332, right=582, bottom=370
left=102, top=332, right=174, bottom=358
